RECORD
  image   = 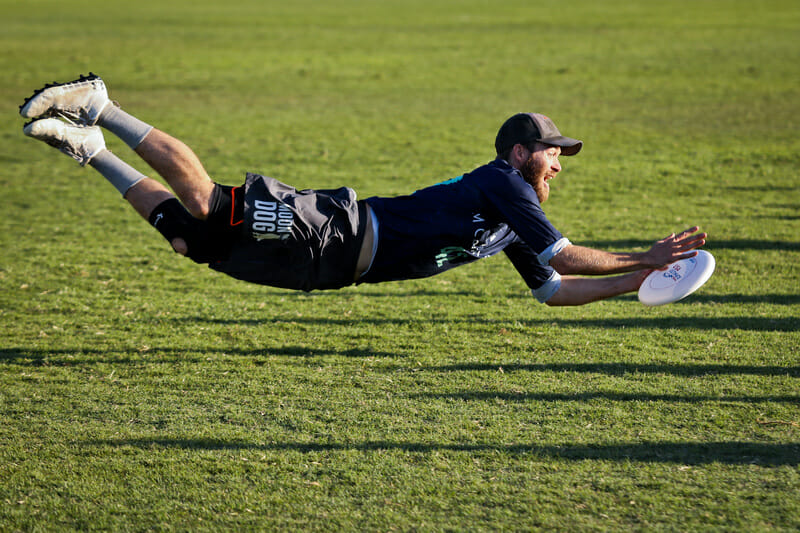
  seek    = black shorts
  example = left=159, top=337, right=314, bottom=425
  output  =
left=209, top=173, right=368, bottom=291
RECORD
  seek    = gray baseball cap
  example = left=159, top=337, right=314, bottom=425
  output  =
left=495, top=113, right=583, bottom=156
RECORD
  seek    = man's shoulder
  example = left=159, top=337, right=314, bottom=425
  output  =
left=415, top=159, right=512, bottom=193
left=467, top=158, right=516, bottom=178
left=465, top=158, right=528, bottom=195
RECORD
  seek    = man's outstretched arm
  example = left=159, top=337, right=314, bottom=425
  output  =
left=549, top=227, right=706, bottom=276
left=545, top=271, right=650, bottom=307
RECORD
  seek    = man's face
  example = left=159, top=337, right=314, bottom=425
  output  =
left=518, top=143, right=562, bottom=203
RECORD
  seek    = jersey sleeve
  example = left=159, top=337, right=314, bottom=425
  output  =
left=504, top=239, right=562, bottom=303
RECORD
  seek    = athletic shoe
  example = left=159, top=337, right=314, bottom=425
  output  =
left=24, top=118, right=106, bottom=166
left=20, top=73, right=111, bottom=126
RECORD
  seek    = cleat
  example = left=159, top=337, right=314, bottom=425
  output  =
left=24, top=118, right=106, bottom=166
left=20, top=73, right=111, bottom=126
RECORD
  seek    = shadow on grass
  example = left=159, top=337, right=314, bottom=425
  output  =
left=579, top=239, right=800, bottom=252
left=3, top=348, right=797, bottom=380
left=183, top=315, right=799, bottom=332
left=409, top=391, right=800, bottom=404
left=86, top=438, right=800, bottom=465
left=0, top=345, right=403, bottom=365
left=610, top=293, right=800, bottom=306
left=419, top=362, right=800, bottom=377
left=256, top=288, right=488, bottom=298
left=527, top=316, right=798, bottom=332
left=725, top=185, right=798, bottom=193
left=342, top=289, right=488, bottom=298
left=258, top=291, right=800, bottom=305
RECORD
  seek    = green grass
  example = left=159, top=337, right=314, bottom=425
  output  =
left=2, top=0, right=799, bottom=530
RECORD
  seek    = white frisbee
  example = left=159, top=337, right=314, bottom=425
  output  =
left=638, top=250, right=716, bottom=306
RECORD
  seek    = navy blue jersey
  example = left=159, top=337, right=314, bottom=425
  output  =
left=361, top=158, right=569, bottom=300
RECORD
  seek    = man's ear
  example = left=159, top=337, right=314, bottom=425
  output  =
left=510, top=143, right=527, bottom=166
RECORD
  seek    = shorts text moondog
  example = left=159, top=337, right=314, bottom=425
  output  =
left=252, top=200, right=293, bottom=240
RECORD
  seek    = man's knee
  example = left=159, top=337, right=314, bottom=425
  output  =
left=182, top=181, right=218, bottom=220
left=181, top=193, right=211, bottom=220
left=181, top=180, right=235, bottom=220
left=171, top=237, right=188, bottom=255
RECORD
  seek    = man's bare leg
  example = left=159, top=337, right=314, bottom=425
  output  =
left=118, top=175, right=175, bottom=219
left=133, top=129, right=216, bottom=220
left=89, top=107, right=214, bottom=254
left=95, top=102, right=217, bottom=220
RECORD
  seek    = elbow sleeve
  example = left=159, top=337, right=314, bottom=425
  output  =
left=537, top=237, right=571, bottom=266
left=532, top=270, right=562, bottom=303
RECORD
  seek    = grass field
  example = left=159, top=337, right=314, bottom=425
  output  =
left=1, top=0, right=799, bottom=530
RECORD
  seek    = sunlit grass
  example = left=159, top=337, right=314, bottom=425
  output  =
left=1, top=0, right=798, bottom=530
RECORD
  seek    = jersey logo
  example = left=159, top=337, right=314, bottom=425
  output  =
left=435, top=246, right=470, bottom=268
left=472, top=213, right=484, bottom=223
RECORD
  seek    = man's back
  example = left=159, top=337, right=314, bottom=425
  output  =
left=361, top=159, right=563, bottom=284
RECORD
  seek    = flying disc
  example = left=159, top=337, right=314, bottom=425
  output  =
left=638, top=250, right=716, bottom=306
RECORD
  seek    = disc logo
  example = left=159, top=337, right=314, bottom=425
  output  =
left=252, top=200, right=293, bottom=241
left=663, top=264, right=683, bottom=283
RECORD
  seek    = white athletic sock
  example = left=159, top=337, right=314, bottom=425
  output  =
left=97, top=105, right=154, bottom=150
left=89, top=149, right=147, bottom=196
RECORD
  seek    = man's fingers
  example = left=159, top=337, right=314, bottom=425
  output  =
left=659, top=227, right=703, bottom=245
left=649, top=227, right=708, bottom=269
left=675, top=228, right=704, bottom=242
left=656, top=249, right=699, bottom=270
left=680, top=235, right=706, bottom=248
left=678, top=226, right=700, bottom=237
left=674, top=227, right=706, bottom=248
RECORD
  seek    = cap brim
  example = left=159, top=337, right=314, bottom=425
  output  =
left=539, top=136, right=583, bottom=156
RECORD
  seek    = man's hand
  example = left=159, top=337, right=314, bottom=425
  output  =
left=549, top=227, right=707, bottom=276
left=643, top=227, right=707, bottom=269
left=542, top=227, right=707, bottom=306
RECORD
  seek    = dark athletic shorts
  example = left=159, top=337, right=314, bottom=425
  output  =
left=209, top=173, right=368, bottom=292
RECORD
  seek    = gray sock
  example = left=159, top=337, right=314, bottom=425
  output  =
left=89, top=149, right=147, bottom=196
left=97, top=105, right=154, bottom=150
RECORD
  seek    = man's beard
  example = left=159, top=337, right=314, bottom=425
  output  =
left=519, top=154, right=549, bottom=203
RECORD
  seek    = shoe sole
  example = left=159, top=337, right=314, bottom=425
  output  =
left=23, top=118, right=105, bottom=166
left=19, top=72, right=103, bottom=118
